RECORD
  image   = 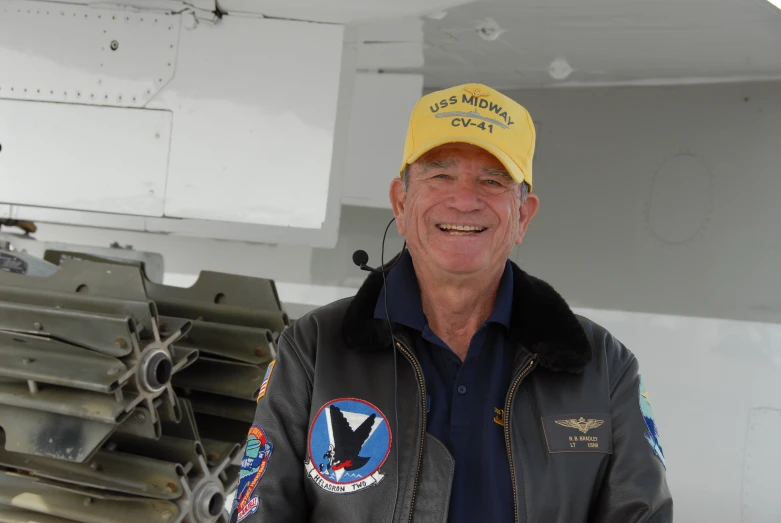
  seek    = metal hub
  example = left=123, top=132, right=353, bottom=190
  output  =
left=139, top=349, right=173, bottom=393
left=192, top=480, right=225, bottom=523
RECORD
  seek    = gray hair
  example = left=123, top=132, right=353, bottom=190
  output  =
left=401, top=164, right=530, bottom=202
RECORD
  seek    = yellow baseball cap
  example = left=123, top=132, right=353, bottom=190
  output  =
left=399, top=83, right=535, bottom=190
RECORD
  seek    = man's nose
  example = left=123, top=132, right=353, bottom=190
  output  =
left=446, top=178, right=484, bottom=212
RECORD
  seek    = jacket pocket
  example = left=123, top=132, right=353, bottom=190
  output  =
left=410, top=434, right=455, bottom=523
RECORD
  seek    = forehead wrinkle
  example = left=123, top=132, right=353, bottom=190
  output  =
left=416, top=158, right=459, bottom=173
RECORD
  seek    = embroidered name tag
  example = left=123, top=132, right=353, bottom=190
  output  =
left=542, top=414, right=612, bottom=454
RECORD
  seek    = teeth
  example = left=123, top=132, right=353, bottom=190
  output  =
left=439, top=224, right=485, bottom=232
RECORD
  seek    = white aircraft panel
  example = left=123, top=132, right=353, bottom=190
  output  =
left=0, top=100, right=171, bottom=216
left=0, top=0, right=179, bottom=108
left=156, top=16, right=345, bottom=229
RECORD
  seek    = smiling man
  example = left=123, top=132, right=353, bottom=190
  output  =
left=232, top=84, right=673, bottom=523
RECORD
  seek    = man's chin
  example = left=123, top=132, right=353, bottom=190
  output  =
left=430, top=253, right=494, bottom=277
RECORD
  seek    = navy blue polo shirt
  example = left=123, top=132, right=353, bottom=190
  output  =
left=374, top=251, right=516, bottom=523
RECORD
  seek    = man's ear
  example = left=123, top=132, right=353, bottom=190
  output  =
left=515, top=192, right=540, bottom=245
left=390, top=177, right=407, bottom=235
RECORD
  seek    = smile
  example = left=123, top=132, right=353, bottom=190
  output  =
left=437, top=224, right=486, bottom=235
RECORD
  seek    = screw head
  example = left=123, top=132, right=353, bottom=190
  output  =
left=33, top=322, right=42, bottom=330
left=135, top=412, right=146, bottom=422
left=110, top=40, right=119, bottom=51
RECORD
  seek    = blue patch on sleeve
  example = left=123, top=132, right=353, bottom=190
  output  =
left=231, top=425, right=272, bottom=521
left=639, top=376, right=666, bottom=469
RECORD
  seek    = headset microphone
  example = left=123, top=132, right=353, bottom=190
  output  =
left=352, top=247, right=405, bottom=274
left=351, top=249, right=372, bottom=271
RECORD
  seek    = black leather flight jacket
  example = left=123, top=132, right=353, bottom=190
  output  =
left=238, top=261, right=673, bottom=523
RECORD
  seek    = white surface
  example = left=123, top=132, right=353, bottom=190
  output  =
left=0, top=0, right=179, bottom=107
left=405, top=0, right=781, bottom=88
left=218, top=0, right=476, bottom=24
left=0, top=99, right=171, bottom=215
left=151, top=16, right=345, bottom=229
left=352, top=15, right=425, bottom=70
left=341, top=73, right=423, bottom=208
left=355, top=17, right=424, bottom=43
left=742, top=408, right=781, bottom=523
left=356, top=43, right=425, bottom=69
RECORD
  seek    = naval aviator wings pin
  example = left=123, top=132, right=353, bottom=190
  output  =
left=542, top=413, right=613, bottom=454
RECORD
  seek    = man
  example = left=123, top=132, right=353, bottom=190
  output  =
left=231, top=83, right=673, bottom=523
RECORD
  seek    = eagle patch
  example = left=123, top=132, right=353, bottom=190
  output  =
left=305, top=398, right=391, bottom=494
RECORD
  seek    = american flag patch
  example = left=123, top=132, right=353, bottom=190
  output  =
left=257, top=360, right=276, bottom=402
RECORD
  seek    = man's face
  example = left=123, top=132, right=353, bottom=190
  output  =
left=390, top=143, right=539, bottom=278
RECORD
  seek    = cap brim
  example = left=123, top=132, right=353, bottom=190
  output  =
left=403, top=136, right=531, bottom=189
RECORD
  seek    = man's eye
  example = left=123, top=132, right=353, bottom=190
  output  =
left=485, top=179, right=502, bottom=186
left=433, top=173, right=450, bottom=179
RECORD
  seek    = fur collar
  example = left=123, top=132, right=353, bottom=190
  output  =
left=341, top=256, right=592, bottom=373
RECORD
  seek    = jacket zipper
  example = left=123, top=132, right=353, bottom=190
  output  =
left=395, top=340, right=427, bottom=523
left=504, top=356, right=537, bottom=523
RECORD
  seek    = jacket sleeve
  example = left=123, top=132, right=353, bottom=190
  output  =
left=230, top=330, right=313, bottom=523
left=591, top=339, right=673, bottom=523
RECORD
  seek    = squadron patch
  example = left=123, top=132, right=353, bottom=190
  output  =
left=639, top=376, right=666, bottom=469
left=305, top=398, right=391, bottom=494
left=256, top=360, right=276, bottom=402
left=232, top=425, right=273, bottom=521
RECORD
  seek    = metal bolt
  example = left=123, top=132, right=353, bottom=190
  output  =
left=135, top=412, right=146, bottom=422
left=83, top=497, right=92, bottom=506
left=115, top=338, right=127, bottom=349
left=110, top=40, right=119, bottom=51
left=33, top=322, right=42, bottom=330
left=89, top=462, right=100, bottom=471
left=161, top=510, right=172, bottom=521
left=166, top=482, right=177, bottom=493
left=21, top=358, right=31, bottom=365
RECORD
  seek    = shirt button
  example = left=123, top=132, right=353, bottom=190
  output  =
left=457, top=385, right=467, bottom=395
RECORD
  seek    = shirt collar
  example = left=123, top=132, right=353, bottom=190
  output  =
left=374, top=250, right=514, bottom=331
